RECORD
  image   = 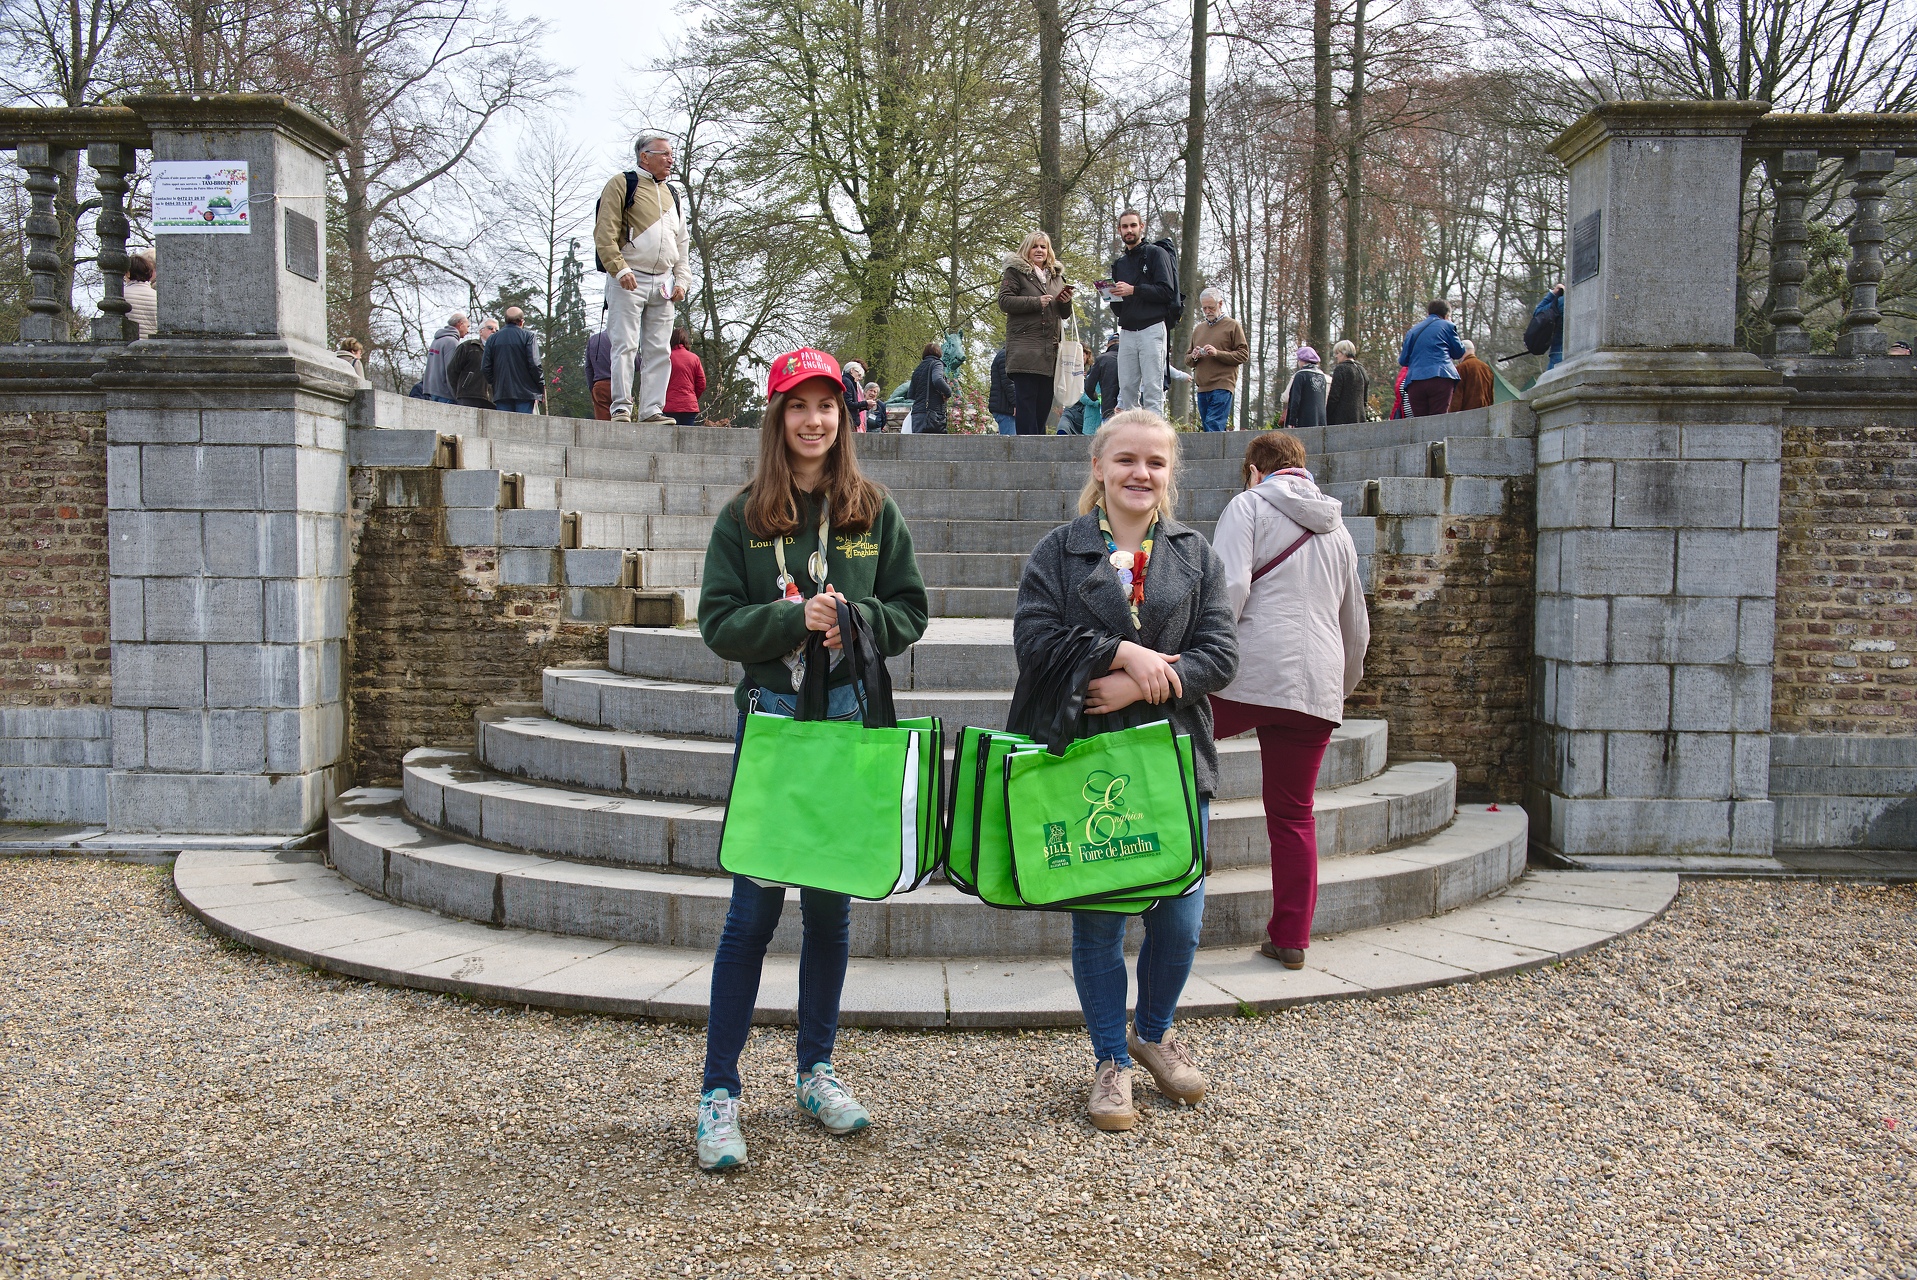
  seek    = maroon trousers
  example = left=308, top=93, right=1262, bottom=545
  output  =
left=1210, top=695, right=1338, bottom=950
left=1405, top=375, right=1458, bottom=418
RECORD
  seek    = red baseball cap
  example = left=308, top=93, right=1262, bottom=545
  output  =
left=766, top=347, right=843, bottom=396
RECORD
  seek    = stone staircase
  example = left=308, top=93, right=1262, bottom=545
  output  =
left=321, top=406, right=1545, bottom=997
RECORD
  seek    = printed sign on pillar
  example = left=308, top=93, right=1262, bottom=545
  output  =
left=153, top=161, right=252, bottom=234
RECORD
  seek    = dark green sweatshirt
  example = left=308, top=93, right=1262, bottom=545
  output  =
left=699, top=488, right=930, bottom=709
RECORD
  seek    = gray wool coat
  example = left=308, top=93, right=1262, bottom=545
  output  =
left=1012, top=512, right=1240, bottom=795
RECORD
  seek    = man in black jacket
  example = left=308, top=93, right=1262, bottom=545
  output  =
left=987, top=348, right=1015, bottom=435
left=481, top=307, right=544, bottom=413
left=1105, top=209, right=1175, bottom=413
left=1086, top=334, right=1120, bottom=420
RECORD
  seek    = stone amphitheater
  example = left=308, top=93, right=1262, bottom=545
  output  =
left=169, top=403, right=1672, bottom=1026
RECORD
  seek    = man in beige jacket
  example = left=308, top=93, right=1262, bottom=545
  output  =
left=595, top=133, right=692, bottom=423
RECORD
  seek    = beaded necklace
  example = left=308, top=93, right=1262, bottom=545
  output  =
left=1096, top=506, right=1156, bottom=631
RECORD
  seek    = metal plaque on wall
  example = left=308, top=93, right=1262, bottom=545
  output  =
left=1571, top=211, right=1601, bottom=285
left=285, top=209, right=320, bottom=281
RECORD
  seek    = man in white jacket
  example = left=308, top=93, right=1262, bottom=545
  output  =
left=594, top=133, right=693, bottom=424
left=1207, top=431, right=1369, bottom=970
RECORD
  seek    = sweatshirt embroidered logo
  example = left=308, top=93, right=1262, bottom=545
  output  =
left=840, top=534, right=878, bottom=558
left=1044, top=772, right=1159, bottom=865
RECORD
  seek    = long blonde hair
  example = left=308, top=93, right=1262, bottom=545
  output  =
left=1077, top=409, right=1180, bottom=522
left=1016, top=229, right=1055, bottom=277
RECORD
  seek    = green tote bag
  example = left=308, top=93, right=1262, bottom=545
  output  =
left=1000, top=720, right=1204, bottom=909
left=718, top=600, right=941, bottom=900
left=945, top=726, right=1035, bottom=906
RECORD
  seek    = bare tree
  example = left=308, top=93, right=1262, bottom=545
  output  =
left=120, top=0, right=307, bottom=93
left=297, top=0, right=562, bottom=360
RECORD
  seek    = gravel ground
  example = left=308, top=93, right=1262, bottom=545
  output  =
left=0, top=860, right=1911, bottom=1280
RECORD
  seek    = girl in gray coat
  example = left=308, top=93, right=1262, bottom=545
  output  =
left=1012, top=409, right=1239, bottom=1132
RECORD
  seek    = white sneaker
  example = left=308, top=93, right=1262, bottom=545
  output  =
left=696, top=1088, right=748, bottom=1172
left=640, top=412, right=676, bottom=425
left=609, top=407, right=632, bottom=422
left=796, top=1063, right=872, bottom=1134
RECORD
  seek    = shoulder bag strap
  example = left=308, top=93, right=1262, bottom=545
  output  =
left=1251, top=530, right=1317, bottom=583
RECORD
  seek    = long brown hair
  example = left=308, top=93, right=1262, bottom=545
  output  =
left=742, top=386, right=885, bottom=538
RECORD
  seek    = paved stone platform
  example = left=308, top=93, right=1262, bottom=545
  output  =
left=173, top=848, right=1678, bottom=1027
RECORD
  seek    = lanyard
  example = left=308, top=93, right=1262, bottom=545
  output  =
left=773, top=497, right=830, bottom=602
left=1097, top=506, right=1156, bottom=631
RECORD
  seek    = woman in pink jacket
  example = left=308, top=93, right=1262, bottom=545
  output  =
left=1208, top=431, right=1370, bottom=968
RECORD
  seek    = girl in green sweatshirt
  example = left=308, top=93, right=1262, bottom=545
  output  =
left=693, top=347, right=928, bottom=1172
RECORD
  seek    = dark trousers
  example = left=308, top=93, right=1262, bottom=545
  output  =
left=1405, top=376, right=1458, bottom=418
left=702, top=876, right=850, bottom=1096
left=670, top=411, right=700, bottom=425
left=1011, top=371, right=1054, bottom=435
left=1210, top=696, right=1338, bottom=950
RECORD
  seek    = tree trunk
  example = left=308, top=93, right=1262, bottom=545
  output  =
left=1171, top=0, right=1207, bottom=419
left=1306, top=0, right=1332, bottom=352
left=1035, top=0, right=1063, bottom=245
left=1341, top=0, right=1365, bottom=348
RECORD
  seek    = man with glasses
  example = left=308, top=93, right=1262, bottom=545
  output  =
left=594, top=133, right=692, bottom=424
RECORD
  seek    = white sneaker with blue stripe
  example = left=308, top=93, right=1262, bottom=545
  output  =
left=796, top=1063, right=872, bottom=1134
left=696, top=1088, right=748, bottom=1172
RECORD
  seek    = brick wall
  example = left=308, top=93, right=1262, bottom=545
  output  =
left=348, top=467, right=606, bottom=784
left=1772, top=404, right=1916, bottom=735
left=0, top=410, right=111, bottom=707
left=1344, top=480, right=1537, bottom=803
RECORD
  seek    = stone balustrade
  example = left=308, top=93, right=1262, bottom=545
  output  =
left=0, top=107, right=152, bottom=344
left=1746, top=113, right=1917, bottom=358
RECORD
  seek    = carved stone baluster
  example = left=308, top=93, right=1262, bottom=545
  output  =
left=89, top=142, right=137, bottom=343
left=1835, top=149, right=1895, bottom=359
left=1762, top=149, right=1817, bottom=356
left=16, top=142, right=70, bottom=342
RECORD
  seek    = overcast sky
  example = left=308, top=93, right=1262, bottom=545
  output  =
left=497, top=0, right=694, bottom=166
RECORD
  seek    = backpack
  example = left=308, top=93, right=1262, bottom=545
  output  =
left=1523, top=294, right=1561, bottom=356
left=1150, top=237, right=1186, bottom=328
left=594, top=171, right=683, bottom=273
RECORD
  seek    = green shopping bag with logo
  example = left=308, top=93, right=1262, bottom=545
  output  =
left=719, top=600, right=941, bottom=899
left=945, top=726, right=1034, bottom=906
left=1000, top=720, right=1204, bottom=909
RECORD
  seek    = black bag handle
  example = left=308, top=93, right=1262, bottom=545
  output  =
left=796, top=597, right=897, bottom=728
left=1006, top=626, right=1121, bottom=754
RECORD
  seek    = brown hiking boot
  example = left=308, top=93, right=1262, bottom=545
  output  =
left=1259, top=941, right=1306, bottom=969
left=1087, top=1059, right=1136, bottom=1132
left=1127, top=1028, right=1207, bottom=1106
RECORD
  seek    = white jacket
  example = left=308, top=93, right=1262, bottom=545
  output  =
left=621, top=177, right=691, bottom=292
left=1211, top=470, right=1370, bottom=723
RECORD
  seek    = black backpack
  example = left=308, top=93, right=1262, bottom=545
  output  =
left=1151, top=236, right=1186, bottom=328
left=594, top=171, right=683, bottom=273
left=1523, top=293, right=1561, bottom=355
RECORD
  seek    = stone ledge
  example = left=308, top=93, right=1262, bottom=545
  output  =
left=171, top=848, right=1675, bottom=1026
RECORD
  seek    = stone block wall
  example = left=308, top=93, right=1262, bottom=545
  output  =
left=348, top=465, right=607, bottom=785
left=1344, top=477, right=1537, bottom=803
left=1772, top=406, right=1915, bottom=734
left=1, top=410, right=111, bottom=705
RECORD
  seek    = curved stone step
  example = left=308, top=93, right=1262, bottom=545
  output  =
left=610, top=619, right=1021, bottom=689
left=178, top=850, right=1671, bottom=1028
left=545, top=668, right=1011, bottom=740
left=474, top=707, right=1390, bottom=802
left=326, top=787, right=1524, bottom=957
left=401, top=747, right=1452, bottom=874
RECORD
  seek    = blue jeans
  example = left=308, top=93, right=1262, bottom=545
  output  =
left=993, top=412, right=1017, bottom=436
left=429, top=394, right=454, bottom=404
left=495, top=399, right=535, bottom=414
left=702, top=683, right=866, bottom=1095
left=1070, top=797, right=1210, bottom=1066
left=1196, top=388, right=1233, bottom=432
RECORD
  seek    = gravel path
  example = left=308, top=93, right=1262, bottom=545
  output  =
left=1, top=859, right=1911, bottom=1280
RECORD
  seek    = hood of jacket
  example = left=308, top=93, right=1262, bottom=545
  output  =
left=1251, top=469, right=1344, bottom=533
left=1003, top=253, right=1058, bottom=280
left=433, top=324, right=460, bottom=342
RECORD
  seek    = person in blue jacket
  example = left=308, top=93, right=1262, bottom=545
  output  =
left=1397, top=299, right=1465, bottom=418
left=1532, top=285, right=1565, bottom=368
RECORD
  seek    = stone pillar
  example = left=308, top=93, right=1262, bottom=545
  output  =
left=1528, top=102, right=1792, bottom=862
left=101, top=96, right=358, bottom=834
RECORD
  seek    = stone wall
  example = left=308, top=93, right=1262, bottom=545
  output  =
left=1772, top=395, right=1915, bottom=735
left=1344, top=477, right=1537, bottom=803
left=1, top=410, right=110, bottom=706
left=347, top=466, right=607, bottom=785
